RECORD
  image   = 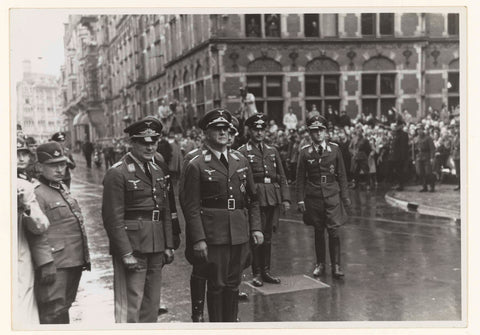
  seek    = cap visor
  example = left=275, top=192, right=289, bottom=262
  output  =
left=42, top=156, right=67, bottom=164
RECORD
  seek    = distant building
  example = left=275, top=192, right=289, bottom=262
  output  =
left=16, top=60, right=64, bottom=142
left=62, top=12, right=460, bottom=141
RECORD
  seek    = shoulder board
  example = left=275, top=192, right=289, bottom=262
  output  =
left=265, top=144, right=272, bottom=149
left=230, top=152, right=240, bottom=161
left=301, top=144, right=311, bottom=150
left=32, top=179, right=41, bottom=189
left=189, top=155, right=200, bottom=164
left=112, top=161, right=123, bottom=168
left=329, top=142, right=338, bottom=146
left=187, top=148, right=200, bottom=155
left=238, top=144, right=246, bottom=151
left=246, top=143, right=252, bottom=151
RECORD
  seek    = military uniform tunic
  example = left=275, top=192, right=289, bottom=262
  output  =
left=296, top=142, right=349, bottom=229
left=182, top=148, right=261, bottom=290
left=102, top=153, right=173, bottom=323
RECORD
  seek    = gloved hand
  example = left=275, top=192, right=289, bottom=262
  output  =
left=164, top=249, right=174, bottom=265
left=173, top=233, right=181, bottom=250
left=122, top=254, right=139, bottom=271
left=282, top=201, right=290, bottom=214
left=39, top=262, right=56, bottom=285
left=251, top=231, right=264, bottom=245
left=193, top=240, right=208, bottom=262
left=297, top=201, right=306, bottom=213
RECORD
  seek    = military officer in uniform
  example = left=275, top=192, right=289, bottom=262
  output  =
left=238, top=114, right=290, bottom=287
left=102, top=117, right=174, bottom=323
left=414, top=124, right=436, bottom=192
left=182, top=108, right=263, bottom=322
left=296, top=115, right=351, bottom=278
left=30, top=142, right=91, bottom=323
left=51, top=132, right=76, bottom=189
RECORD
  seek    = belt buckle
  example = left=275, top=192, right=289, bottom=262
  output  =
left=227, top=199, right=236, bottom=210
left=321, top=175, right=327, bottom=183
left=152, top=209, right=160, bottom=221
left=264, top=177, right=271, bottom=184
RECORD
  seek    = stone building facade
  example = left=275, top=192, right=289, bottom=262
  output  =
left=62, top=12, right=460, bottom=142
left=17, top=60, right=64, bottom=142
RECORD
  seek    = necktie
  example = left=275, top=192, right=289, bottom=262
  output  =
left=220, top=153, right=228, bottom=169
left=318, top=145, right=323, bottom=156
left=144, top=162, right=152, bottom=179
left=258, top=143, right=263, bottom=153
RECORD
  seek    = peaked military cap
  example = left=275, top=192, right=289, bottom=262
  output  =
left=230, top=116, right=240, bottom=135
left=37, top=141, right=67, bottom=164
left=198, top=108, right=232, bottom=130
left=51, top=131, right=66, bottom=142
left=416, top=123, right=425, bottom=130
left=245, top=113, right=268, bottom=130
left=17, top=136, right=31, bottom=153
left=306, top=114, right=327, bottom=130
left=124, top=116, right=163, bottom=143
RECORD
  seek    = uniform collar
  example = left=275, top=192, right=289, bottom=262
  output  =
left=38, top=175, right=63, bottom=190
left=17, top=170, right=30, bottom=181
left=208, top=147, right=228, bottom=162
left=128, top=152, right=152, bottom=173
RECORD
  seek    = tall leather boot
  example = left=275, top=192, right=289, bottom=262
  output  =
left=206, top=289, right=223, bottom=322
left=190, top=275, right=206, bottom=322
left=313, top=228, right=326, bottom=277
left=262, top=242, right=281, bottom=284
left=222, top=288, right=239, bottom=322
left=251, top=245, right=263, bottom=287
left=329, top=236, right=345, bottom=278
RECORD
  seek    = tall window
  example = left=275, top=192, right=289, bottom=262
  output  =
left=305, top=75, right=340, bottom=114
left=195, top=65, right=205, bottom=118
left=245, top=14, right=281, bottom=38
left=361, top=13, right=394, bottom=36
left=448, top=13, right=459, bottom=35
left=361, top=73, right=396, bottom=117
left=304, top=14, right=338, bottom=37
left=247, top=75, right=283, bottom=125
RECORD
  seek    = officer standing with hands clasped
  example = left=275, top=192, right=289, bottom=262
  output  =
left=238, top=114, right=290, bottom=287
left=102, top=116, right=174, bottom=323
left=296, top=115, right=351, bottom=278
left=182, top=108, right=263, bottom=322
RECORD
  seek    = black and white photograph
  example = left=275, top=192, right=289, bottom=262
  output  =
left=9, top=6, right=468, bottom=332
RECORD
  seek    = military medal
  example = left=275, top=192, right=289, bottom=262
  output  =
left=264, top=177, right=271, bottom=183
left=240, top=183, right=246, bottom=193
left=330, top=164, right=335, bottom=174
left=205, top=154, right=211, bottom=162
left=319, top=158, right=322, bottom=164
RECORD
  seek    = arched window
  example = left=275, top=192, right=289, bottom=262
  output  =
left=305, top=57, right=341, bottom=115
left=361, top=56, right=397, bottom=117
left=246, top=58, right=283, bottom=125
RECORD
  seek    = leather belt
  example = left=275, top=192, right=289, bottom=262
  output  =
left=314, top=175, right=335, bottom=184
left=125, top=210, right=162, bottom=221
left=201, top=198, right=245, bottom=210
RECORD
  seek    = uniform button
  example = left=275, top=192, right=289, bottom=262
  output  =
left=153, top=188, right=156, bottom=192
left=209, top=177, right=212, bottom=181
left=228, top=179, right=231, bottom=182
left=51, top=247, right=55, bottom=251
left=229, top=187, right=233, bottom=190
left=230, top=195, right=233, bottom=198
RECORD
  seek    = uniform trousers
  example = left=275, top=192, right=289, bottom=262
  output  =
left=206, top=243, right=250, bottom=292
left=113, top=252, right=164, bottom=323
left=416, top=159, right=434, bottom=188
left=35, top=266, right=83, bottom=324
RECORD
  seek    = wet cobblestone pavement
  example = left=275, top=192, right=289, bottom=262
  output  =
left=68, top=161, right=462, bottom=325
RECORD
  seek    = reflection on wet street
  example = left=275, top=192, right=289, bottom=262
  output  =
left=69, top=163, right=461, bottom=324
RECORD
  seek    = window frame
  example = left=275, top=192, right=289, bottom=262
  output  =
left=361, top=71, right=397, bottom=117
left=304, top=14, right=338, bottom=38
left=305, top=72, right=341, bottom=115
left=246, top=74, right=284, bottom=124
left=361, top=13, right=395, bottom=37
left=245, top=14, right=282, bottom=38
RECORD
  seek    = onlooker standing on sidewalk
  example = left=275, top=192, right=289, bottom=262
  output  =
left=82, top=140, right=94, bottom=168
left=31, top=142, right=91, bottom=324
left=414, top=124, right=436, bottom=192
left=388, top=118, right=410, bottom=191
left=283, top=107, right=298, bottom=132
left=51, top=132, right=76, bottom=188
left=103, top=140, right=116, bottom=169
